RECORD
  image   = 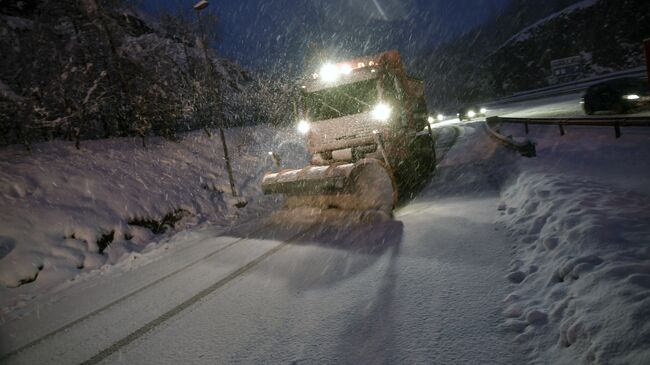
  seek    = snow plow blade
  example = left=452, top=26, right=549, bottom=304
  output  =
left=262, top=159, right=397, bottom=213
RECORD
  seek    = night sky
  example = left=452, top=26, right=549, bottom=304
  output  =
left=141, top=0, right=509, bottom=72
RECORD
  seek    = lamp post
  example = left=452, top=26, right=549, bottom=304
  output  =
left=194, top=0, right=239, bottom=198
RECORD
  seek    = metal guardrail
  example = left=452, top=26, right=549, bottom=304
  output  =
left=484, top=117, right=536, bottom=157
left=484, top=116, right=650, bottom=157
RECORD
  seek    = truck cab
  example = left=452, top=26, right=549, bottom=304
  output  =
left=261, top=50, right=435, bottom=213
left=295, top=51, right=431, bottom=178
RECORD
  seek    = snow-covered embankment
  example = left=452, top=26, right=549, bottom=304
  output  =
left=0, top=126, right=306, bottom=305
left=497, top=125, right=650, bottom=364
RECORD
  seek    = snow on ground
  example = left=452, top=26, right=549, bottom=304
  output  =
left=1, top=123, right=522, bottom=365
left=2, top=101, right=650, bottom=364
left=496, top=123, right=650, bottom=364
left=488, top=93, right=587, bottom=119
left=487, top=92, right=650, bottom=119
left=0, top=125, right=308, bottom=311
left=426, top=117, right=650, bottom=363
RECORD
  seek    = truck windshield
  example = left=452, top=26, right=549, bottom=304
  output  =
left=303, top=78, right=379, bottom=121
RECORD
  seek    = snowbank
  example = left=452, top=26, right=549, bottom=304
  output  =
left=0, top=126, right=307, bottom=305
left=497, top=124, right=650, bottom=364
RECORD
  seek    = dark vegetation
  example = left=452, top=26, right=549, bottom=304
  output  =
left=0, top=0, right=295, bottom=148
left=128, top=209, right=189, bottom=235
left=96, top=230, right=115, bottom=253
left=18, top=263, right=43, bottom=285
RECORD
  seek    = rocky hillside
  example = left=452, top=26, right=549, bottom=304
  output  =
left=0, top=0, right=291, bottom=147
left=418, top=0, right=650, bottom=109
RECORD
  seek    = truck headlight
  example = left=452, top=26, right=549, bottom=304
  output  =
left=623, top=94, right=640, bottom=100
left=467, top=110, right=476, bottom=118
left=372, top=103, right=392, bottom=121
left=427, top=116, right=434, bottom=123
left=339, top=63, right=352, bottom=75
left=437, top=114, right=444, bottom=121
left=297, top=120, right=311, bottom=134
left=480, top=107, right=487, bottom=114
left=320, top=63, right=339, bottom=82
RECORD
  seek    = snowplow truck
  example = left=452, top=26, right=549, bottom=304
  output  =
left=262, top=50, right=435, bottom=215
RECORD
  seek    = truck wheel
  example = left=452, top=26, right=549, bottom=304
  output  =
left=395, top=134, right=436, bottom=200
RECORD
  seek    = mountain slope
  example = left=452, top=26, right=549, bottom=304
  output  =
left=417, top=0, right=650, bottom=109
left=487, top=0, right=649, bottom=93
left=0, top=0, right=259, bottom=146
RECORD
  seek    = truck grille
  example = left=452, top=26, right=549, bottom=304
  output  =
left=308, top=112, right=385, bottom=153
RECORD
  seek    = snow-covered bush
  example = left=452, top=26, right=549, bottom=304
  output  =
left=498, top=125, right=650, bottom=364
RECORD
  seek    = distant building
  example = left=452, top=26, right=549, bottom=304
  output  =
left=548, top=56, right=583, bottom=84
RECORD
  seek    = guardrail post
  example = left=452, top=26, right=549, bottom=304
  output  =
left=614, top=122, right=621, bottom=138
left=559, top=124, right=565, bottom=136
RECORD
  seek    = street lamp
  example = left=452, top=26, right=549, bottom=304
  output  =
left=193, top=1, right=240, bottom=200
left=193, top=0, right=208, bottom=10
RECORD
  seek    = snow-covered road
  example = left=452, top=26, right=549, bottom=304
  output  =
left=1, top=126, right=522, bottom=364
left=486, top=91, right=650, bottom=119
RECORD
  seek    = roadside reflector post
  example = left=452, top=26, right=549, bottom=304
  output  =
left=194, top=0, right=240, bottom=199
left=614, top=122, right=621, bottom=138
left=559, top=124, right=565, bottom=136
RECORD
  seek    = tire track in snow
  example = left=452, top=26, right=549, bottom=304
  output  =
left=0, top=223, right=274, bottom=362
left=80, top=226, right=311, bottom=365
